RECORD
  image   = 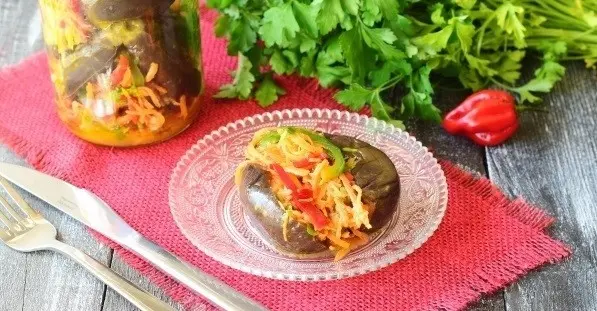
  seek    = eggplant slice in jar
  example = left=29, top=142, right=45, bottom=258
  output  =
left=62, top=39, right=118, bottom=96
left=124, top=12, right=201, bottom=99
left=86, top=0, right=174, bottom=22
left=236, top=128, right=400, bottom=259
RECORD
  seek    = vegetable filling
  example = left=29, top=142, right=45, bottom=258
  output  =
left=236, top=127, right=372, bottom=261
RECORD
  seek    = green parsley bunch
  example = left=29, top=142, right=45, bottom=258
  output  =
left=208, top=0, right=597, bottom=127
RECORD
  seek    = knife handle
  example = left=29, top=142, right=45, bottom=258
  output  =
left=127, top=234, right=268, bottom=311
left=47, top=240, right=176, bottom=311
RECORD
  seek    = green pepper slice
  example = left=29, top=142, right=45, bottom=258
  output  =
left=257, top=127, right=345, bottom=181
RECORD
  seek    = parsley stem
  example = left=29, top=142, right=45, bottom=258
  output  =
left=476, top=14, right=496, bottom=56
left=378, top=76, right=402, bottom=92
left=489, top=77, right=515, bottom=92
left=528, top=29, right=597, bottom=43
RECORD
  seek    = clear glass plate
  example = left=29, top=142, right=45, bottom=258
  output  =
left=169, top=109, right=448, bottom=281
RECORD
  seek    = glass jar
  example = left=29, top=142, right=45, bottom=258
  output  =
left=38, top=0, right=203, bottom=147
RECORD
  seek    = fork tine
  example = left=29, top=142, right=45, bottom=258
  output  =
left=0, top=177, right=39, bottom=219
left=0, top=204, right=15, bottom=230
left=0, top=194, right=28, bottom=226
left=0, top=229, right=10, bottom=240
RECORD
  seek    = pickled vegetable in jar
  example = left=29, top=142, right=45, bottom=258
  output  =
left=38, top=0, right=203, bottom=147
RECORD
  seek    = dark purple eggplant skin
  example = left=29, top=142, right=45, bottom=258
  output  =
left=324, top=135, right=400, bottom=231
left=238, top=134, right=400, bottom=255
left=124, top=13, right=201, bottom=98
left=87, top=0, right=173, bottom=22
left=239, top=164, right=328, bottom=254
left=63, top=40, right=118, bottom=96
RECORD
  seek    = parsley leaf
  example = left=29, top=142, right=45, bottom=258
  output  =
left=489, top=50, right=526, bottom=84
left=412, top=24, right=454, bottom=56
left=291, top=2, right=319, bottom=39
left=334, top=83, right=374, bottom=111
left=315, top=51, right=351, bottom=87
left=227, top=16, right=257, bottom=55
left=370, top=60, right=412, bottom=87
left=514, top=60, right=566, bottom=103
left=215, top=54, right=256, bottom=100
left=402, top=66, right=441, bottom=123
left=255, top=75, right=286, bottom=107
left=360, top=25, right=405, bottom=60
left=314, top=0, right=357, bottom=36
left=494, top=2, right=526, bottom=48
left=465, top=54, right=498, bottom=77
left=455, top=22, right=475, bottom=53
left=259, top=3, right=300, bottom=47
left=340, top=26, right=373, bottom=84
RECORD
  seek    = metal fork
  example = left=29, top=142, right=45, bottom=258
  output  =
left=0, top=177, right=175, bottom=311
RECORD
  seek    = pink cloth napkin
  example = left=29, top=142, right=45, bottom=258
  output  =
left=0, top=7, right=570, bottom=311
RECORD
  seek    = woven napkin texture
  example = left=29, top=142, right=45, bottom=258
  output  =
left=0, top=7, right=570, bottom=311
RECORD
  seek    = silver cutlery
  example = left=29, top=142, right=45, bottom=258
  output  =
left=0, top=163, right=268, bottom=311
left=0, top=177, right=175, bottom=311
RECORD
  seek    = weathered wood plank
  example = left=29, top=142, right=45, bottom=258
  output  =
left=486, top=62, right=597, bottom=310
left=0, top=2, right=112, bottom=311
left=405, top=91, right=505, bottom=311
left=0, top=0, right=44, bottom=66
left=103, top=253, right=182, bottom=311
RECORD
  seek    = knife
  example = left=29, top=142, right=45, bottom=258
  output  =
left=0, top=163, right=268, bottom=311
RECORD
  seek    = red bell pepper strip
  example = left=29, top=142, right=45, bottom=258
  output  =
left=271, top=164, right=329, bottom=229
left=293, top=158, right=314, bottom=169
left=296, top=186, right=314, bottom=199
left=111, top=55, right=130, bottom=86
left=291, top=199, right=329, bottom=230
left=344, top=172, right=354, bottom=182
left=271, top=164, right=299, bottom=192
left=443, top=89, right=518, bottom=146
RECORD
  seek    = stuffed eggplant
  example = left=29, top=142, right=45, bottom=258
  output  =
left=235, top=127, right=400, bottom=260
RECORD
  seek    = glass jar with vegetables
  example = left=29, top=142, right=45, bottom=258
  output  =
left=38, top=0, right=203, bottom=147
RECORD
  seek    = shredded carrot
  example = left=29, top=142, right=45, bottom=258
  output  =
left=121, top=68, right=132, bottom=88
left=151, top=83, right=168, bottom=95
left=351, top=229, right=368, bottom=240
left=334, top=247, right=350, bottom=261
left=140, top=97, right=154, bottom=110
left=180, top=95, right=188, bottom=118
left=145, top=63, right=159, bottom=82
left=138, top=87, right=161, bottom=107
left=282, top=212, right=289, bottom=242
left=327, top=234, right=350, bottom=249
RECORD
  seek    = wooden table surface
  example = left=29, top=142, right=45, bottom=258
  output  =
left=0, top=1, right=596, bottom=310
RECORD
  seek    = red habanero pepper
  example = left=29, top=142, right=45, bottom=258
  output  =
left=442, top=89, right=518, bottom=146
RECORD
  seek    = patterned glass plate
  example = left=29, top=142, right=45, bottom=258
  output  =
left=169, top=109, right=448, bottom=281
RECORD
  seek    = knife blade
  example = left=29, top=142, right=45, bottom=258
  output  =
left=0, top=162, right=267, bottom=311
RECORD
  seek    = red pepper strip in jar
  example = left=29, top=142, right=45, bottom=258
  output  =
left=110, top=55, right=130, bottom=86
left=442, top=90, right=518, bottom=146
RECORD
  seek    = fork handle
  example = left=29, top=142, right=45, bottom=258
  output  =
left=46, top=240, right=176, bottom=311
